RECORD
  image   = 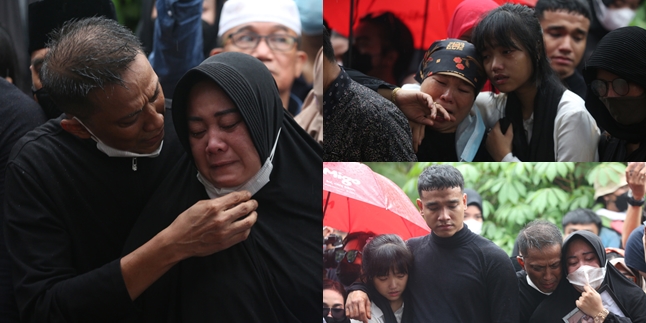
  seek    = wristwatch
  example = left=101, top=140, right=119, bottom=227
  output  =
left=594, top=308, right=609, bottom=323
left=627, top=189, right=645, bottom=207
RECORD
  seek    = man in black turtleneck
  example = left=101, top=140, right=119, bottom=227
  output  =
left=346, top=165, right=518, bottom=323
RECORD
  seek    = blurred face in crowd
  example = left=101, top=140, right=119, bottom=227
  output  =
left=564, top=223, right=599, bottom=237
left=518, top=244, right=562, bottom=293
left=220, top=22, right=306, bottom=106
left=565, top=238, right=601, bottom=275
left=419, top=74, right=476, bottom=133
left=186, top=80, right=261, bottom=188
left=481, top=38, right=533, bottom=94
left=30, top=48, right=48, bottom=91
left=539, top=10, right=589, bottom=79
left=323, top=288, right=345, bottom=318
left=464, top=205, right=483, bottom=222
left=353, top=21, right=394, bottom=77
left=603, top=184, right=629, bottom=212
left=608, top=0, right=640, bottom=10
left=417, top=186, right=467, bottom=238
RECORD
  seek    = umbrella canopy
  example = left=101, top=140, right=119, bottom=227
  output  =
left=323, top=162, right=431, bottom=240
left=324, top=0, right=537, bottom=50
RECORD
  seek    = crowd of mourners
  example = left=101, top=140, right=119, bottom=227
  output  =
left=2, top=0, right=646, bottom=322
left=323, top=0, right=646, bottom=163
left=324, top=163, right=646, bottom=323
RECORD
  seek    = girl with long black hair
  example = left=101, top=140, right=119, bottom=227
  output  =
left=472, top=3, right=600, bottom=161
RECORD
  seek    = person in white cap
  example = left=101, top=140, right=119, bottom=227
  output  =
left=211, top=0, right=308, bottom=116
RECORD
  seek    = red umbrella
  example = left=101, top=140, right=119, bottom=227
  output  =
left=324, top=0, right=537, bottom=50
left=323, top=162, right=431, bottom=240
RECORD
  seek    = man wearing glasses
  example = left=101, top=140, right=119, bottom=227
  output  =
left=332, top=232, right=376, bottom=288
left=583, top=26, right=646, bottom=161
left=212, top=0, right=308, bottom=116
left=150, top=0, right=308, bottom=116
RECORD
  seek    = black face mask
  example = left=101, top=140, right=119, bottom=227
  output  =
left=336, top=262, right=361, bottom=287
left=343, top=46, right=373, bottom=74
left=601, top=92, right=646, bottom=126
left=615, top=192, right=629, bottom=212
left=324, top=315, right=350, bottom=323
left=32, top=87, right=62, bottom=119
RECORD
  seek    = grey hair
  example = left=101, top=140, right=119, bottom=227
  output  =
left=41, top=17, right=142, bottom=118
left=517, top=220, right=563, bottom=256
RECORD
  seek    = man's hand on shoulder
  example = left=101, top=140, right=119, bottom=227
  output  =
left=345, top=290, right=371, bottom=323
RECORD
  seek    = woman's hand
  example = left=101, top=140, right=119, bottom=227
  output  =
left=486, top=121, right=513, bottom=161
left=396, top=89, right=454, bottom=126
left=576, top=285, right=605, bottom=318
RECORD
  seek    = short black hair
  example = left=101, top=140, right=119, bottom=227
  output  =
left=517, top=220, right=563, bottom=257
left=323, top=26, right=335, bottom=63
left=535, top=0, right=592, bottom=22
left=562, top=208, right=602, bottom=234
left=41, top=17, right=142, bottom=118
left=361, top=234, right=413, bottom=283
left=417, top=164, right=464, bottom=196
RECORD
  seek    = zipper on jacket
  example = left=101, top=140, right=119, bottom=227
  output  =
left=132, top=157, right=137, bottom=171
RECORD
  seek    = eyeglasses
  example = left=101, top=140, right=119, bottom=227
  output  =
left=323, top=307, right=345, bottom=319
left=227, top=31, right=298, bottom=52
left=335, top=250, right=362, bottom=264
left=591, top=78, right=630, bottom=97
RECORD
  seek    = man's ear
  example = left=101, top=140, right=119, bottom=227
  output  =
left=416, top=199, right=425, bottom=220
left=60, top=117, right=92, bottom=139
left=517, top=256, right=525, bottom=270
left=209, top=47, right=224, bottom=57
left=293, top=50, right=308, bottom=78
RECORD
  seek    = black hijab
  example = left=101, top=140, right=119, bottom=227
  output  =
left=584, top=27, right=646, bottom=144
left=528, top=231, right=646, bottom=322
left=124, top=52, right=322, bottom=322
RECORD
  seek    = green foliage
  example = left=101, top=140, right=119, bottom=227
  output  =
left=366, top=162, right=625, bottom=255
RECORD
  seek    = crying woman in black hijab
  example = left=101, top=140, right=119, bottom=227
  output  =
left=528, top=230, right=646, bottom=322
left=122, top=52, right=322, bottom=322
left=584, top=26, right=646, bottom=161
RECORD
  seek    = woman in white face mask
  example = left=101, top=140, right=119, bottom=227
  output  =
left=122, top=52, right=323, bottom=322
left=527, top=230, right=646, bottom=322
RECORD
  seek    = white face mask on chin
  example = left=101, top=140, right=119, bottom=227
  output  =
left=593, top=0, right=636, bottom=31
left=463, top=219, right=483, bottom=235
left=566, top=264, right=607, bottom=291
left=198, top=128, right=281, bottom=198
left=73, top=117, right=163, bottom=158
